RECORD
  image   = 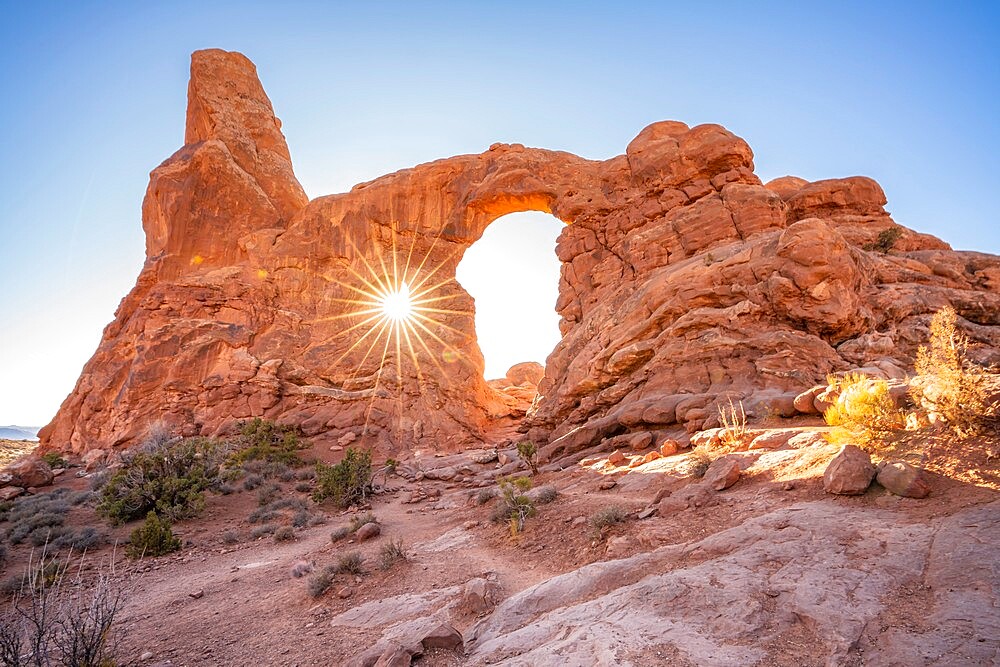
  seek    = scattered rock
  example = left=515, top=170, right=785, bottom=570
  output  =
left=703, top=457, right=741, bottom=491
left=82, top=448, right=107, bottom=471
left=188, top=589, right=204, bottom=599
left=598, top=479, right=617, bottom=491
left=140, top=651, right=154, bottom=661
left=338, top=587, right=354, bottom=599
left=823, top=445, right=875, bottom=495
left=607, top=450, right=626, bottom=466
left=793, top=386, right=824, bottom=414
left=0, top=486, right=25, bottom=501
left=876, top=461, right=930, bottom=498
left=355, top=523, right=381, bottom=542
left=659, top=438, right=679, bottom=457
left=747, top=430, right=795, bottom=450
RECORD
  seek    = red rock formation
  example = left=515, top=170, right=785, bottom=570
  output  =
left=39, top=49, right=1000, bottom=457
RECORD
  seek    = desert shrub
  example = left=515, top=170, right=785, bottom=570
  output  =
left=96, top=436, right=225, bottom=524
left=330, top=526, right=351, bottom=542
left=312, top=448, right=372, bottom=508
left=268, top=497, right=308, bottom=512
left=229, top=418, right=306, bottom=466
left=685, top=447, right=711, bottom=478
left=913, top=306, right=990, bottom=437
left=88, top=469, right=111, bottom=491
left=52, top=527, right=105, bottom=552
left=250, top=524, right=277, bottom=539
left=126, top=512, right=181, bottom=559
left=348, top=512, right=376, bottom=533
left=243, top=474, right=264, bottom=491
left=490, top=477, right=536, bottom=537
left=67, top=490, right=93, bottom=506
left=532, top=485, right=558, bottom=505
left=214, top=482, right=236, bottom=496
left=589, top=506, right=628, bottom=533
left=307, top=566, right=337, bottom=598
left=336, top=552, right=364, bottom=575
left=257, top=483, right=282, bottom=507
left=717, top=398, right=748, bottom=449
left=40, top=451, right=68, bottom=469
left=273, top=526, right=295, bottom=542
left=378, top=540, right=406, bottom=571
left=824, top=373, right=905, bottom=451
left=863, top=226, right=903, bottom=253
left=516, top=441, right=539, bottom=475
left=290, top=561, right=313, bottom=578
left=295, top=467, right=315, bottom=481
left=476, top=487, right=498, bottom=505
left=0, top=554, right=127, bottom=667
left=247, top=508, right=279, bottom=525
left=294, top=482, right=313, bottom=494
left=308, top=514, right=327, bottom=527
left=292, top=509, right=311, bottom=528
left=4, top=492, right=75, bottom=547
left=221, top=529, right=240, bottom=545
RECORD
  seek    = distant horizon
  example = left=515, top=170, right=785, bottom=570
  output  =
left=2, top=2, right=998, bottom=426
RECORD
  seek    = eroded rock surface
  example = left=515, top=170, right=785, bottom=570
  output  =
left=39, top=49, right=1000, bottom=456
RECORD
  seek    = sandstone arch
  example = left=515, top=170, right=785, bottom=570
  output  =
left=40, top=49, right=1000, bottom=458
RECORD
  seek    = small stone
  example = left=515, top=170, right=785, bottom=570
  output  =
left=637, top=507, right=656, bottom=519
left=337, top=587, right=353, bottom=599
left=188, top=589, right=204, bottom=599
left=598, top=478, right=617, bottom=490
left=463, top=520, right=479, bottom=529
left=607, top=450, right=626, bottom=466
left=659, top=439, right=679, bottom=457
left=140, top=651, right=154, bottom=661
left=0, top=486, right=25, bottom=501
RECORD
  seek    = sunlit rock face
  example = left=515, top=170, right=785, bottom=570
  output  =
left=40, top=49, right=1000, bottom=455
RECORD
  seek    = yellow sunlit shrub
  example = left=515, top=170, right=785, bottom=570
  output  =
left=824, top=373, right=904, bottom=452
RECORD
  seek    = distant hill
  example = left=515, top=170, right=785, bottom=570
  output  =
left=0, top=425, right=40, bottom=441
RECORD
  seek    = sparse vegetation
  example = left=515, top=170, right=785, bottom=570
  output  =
left=126, top=512, right=181, bottom=559
left=250, top=524, right=278, bottom=539
left=336, top=552, right=364, bottom=575
left=717, top=397, right=748, bottom=450
left=330, top=526, right=351, bottom=542
left=863, top=226, right=903, bottom=253
left=273, top=526, right=295, bottom=542
left=228, top=418, right=306, bottom=466
left=96, top=435, right=225, bottom=524
left=823, top=373, right=905, bottom=452
left=312, top=448, right=373, bottom=508
left=256, top=483, right=281, bottom=506
left=589, top=505, right=628, bottom=537
left=516, top=441, right=539, bottom=475
left=686, top=447, right=712, bottom=478
left=221, top=529, right=241, bottom=545
left=307, top=566, right=337, bottom=598
left=243, top=474, right=264, bottom=491
left=290, top=561, right=313, bottom=578
left=913, top=306, right=991, bottom=437
left=40, top=451, right=68, bottom=469
left=490, top=476, right=536, bottom=538
left=476, top=487, right=498, bottom=505
left=0, top=553, right=127, bottom=667
left=348, top=512, right=376, bottom=533
left=378, top=539, right=406, bottom=570
left=0, top=488, right=102, bottom=553
left=532, top=485, right=558, bottom=505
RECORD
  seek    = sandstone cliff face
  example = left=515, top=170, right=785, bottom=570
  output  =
left=39, top=49, right=1000, bottom=455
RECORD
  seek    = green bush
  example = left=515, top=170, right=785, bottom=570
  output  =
left=96, top=436, right=224, bottom=524
left=863, top=226, right=903, bottom=253
left=312, top=449, right=372, bottom=508
left=126, top=512, right=181, bottom=559
left=40, top=451, right=68, bottom=469
left=516, top=441, right=539, bottom=475
left=229, top=418, right=306, bottom=466
left=490, top=476, right=536, bottom=537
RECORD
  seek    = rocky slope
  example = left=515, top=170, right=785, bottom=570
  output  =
left=39, top=49, right=1000, bottom=456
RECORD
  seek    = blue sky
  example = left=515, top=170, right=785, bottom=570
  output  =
left=1, top=1, right=997, bottom=425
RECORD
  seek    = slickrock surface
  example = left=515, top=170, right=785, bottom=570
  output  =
left=39, top=49, right=1000, bottom=456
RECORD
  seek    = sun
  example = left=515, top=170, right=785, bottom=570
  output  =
left=378, top=282, right=414, bottom=322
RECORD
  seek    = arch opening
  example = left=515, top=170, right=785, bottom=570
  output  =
left=455, top=211, right=565, bottom=383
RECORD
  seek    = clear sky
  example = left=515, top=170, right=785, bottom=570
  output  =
left=1, top=1, right=998, bottom=425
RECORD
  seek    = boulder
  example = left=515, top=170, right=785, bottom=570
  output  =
left=822, top=445, right=875, bottom=495
left=2, top=458, right=54, bottom=489
left=354, top=522, right=381, bottom=542
left=876, top=461, right=931, bottom=498
left=793, top=386, right=824, bottom=414
left=703, top=457, right=741, bottom=491
left=0, top=486, right=25, bottom=501
left=420, top=623, right=463, bottom=651
left=659, top=438, right=679, bottom=457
